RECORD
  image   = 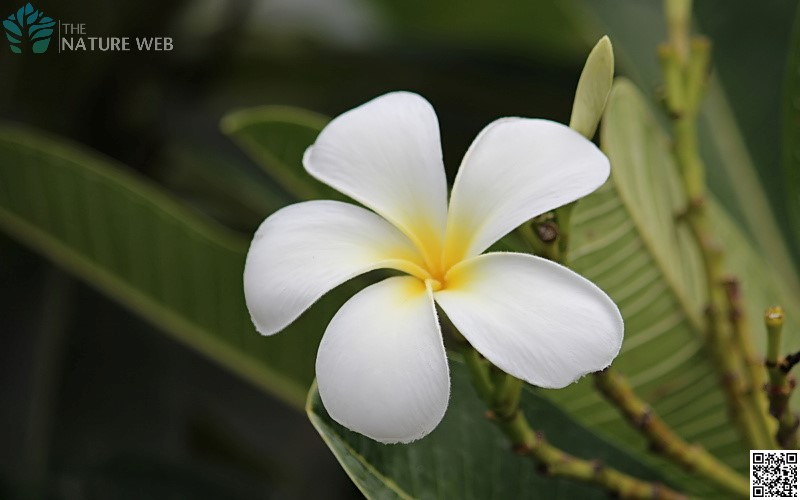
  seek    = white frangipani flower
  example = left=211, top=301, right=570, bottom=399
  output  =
left=244, top=91, right=624, bottom=444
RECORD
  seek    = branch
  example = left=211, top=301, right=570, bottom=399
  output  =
left=659, top=0, right=776, bottom=450
left=721, top=277, right=774, bottom=446
left=594, top=368, right=748, bottom=497
left=764, top=307, right=800, bottom=449
left=460, top=345, right=685, bottom=500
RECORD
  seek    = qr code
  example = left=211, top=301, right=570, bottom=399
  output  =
left=751, top=450, right=799, bottom=499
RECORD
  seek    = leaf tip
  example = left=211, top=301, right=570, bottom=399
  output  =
left=219, top=114, right=236, bottom=135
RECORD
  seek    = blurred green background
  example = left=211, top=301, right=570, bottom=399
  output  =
left=2, top=0, right=798, bottom=498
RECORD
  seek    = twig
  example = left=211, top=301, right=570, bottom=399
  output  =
left=722, top=278, right=767, bottom=394
left=764, top=307, right=800, bottom=449
left=594, top=368, right=748, bottom=497
left=659, top=0, right=776, bottom=450
left=460, top=345, right=685, bottom=500
left=721, top=277, right=774, bottom=446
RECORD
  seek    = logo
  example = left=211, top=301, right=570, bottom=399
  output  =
left=1, top=4, right=175, bottom=55
left=3, top=3, right=54, bottom=54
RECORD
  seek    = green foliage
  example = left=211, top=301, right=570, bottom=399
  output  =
left=540, top=79, right=800, bottom=497
left=307, top=359, right=670, bottom=499
left=579, top=0, right=800, bottom=295
left=220, top=106, right=342, bottom=202
left=0, top=123, right=359, bottom=409
left=222, top=81, right=798, bottom=496
left=3, top=0, right=795, bottom=497
left=782, top=1, right=800, bottom=262
left=220, top=89, right=800, bottom=497
left=5, top=81, right=785, bottom=496
left=3, top=9, right=796, bottom=491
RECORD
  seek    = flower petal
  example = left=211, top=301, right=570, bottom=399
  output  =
left=444, top=119, right=609, bottom=265
left=316, top=276, right=450, bottom=444
left=244, top=200, right=427, bottom=336
left=434, top=252, right=623, bottom=388
left=303, top=92, right=448, bottom=265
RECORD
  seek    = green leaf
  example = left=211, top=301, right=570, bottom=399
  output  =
left=220, top=106, right=346, bottom=202
left=154, top=141, right=288, bottom=231
left=0, top=123, right=356, bottom=409
left=307, top=358, right=671, bottom=499
left=539, top=79, right=800, bottom=497
left=575, top=0, right=800, bottom=295
left=569, top=35, right=614, bottom=139
left=782, top=1, right=800, bottom=265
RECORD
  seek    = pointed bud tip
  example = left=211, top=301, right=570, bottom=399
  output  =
left=588, top=35, right=614, bottom=70
left=569, top=35, right=616, bottom=139
left=594, top=35, right=613, bottom=58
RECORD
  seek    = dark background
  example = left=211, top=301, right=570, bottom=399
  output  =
left=1, top=0, right=797, bottom=498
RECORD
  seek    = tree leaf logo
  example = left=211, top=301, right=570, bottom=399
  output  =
left=3, top=3, right=55, bottom=54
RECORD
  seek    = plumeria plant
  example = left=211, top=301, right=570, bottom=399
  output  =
left=240, top=2, right=798, bottom=498
left=3, top=0, right=800, bottom=498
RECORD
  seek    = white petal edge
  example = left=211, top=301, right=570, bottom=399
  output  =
left=434, top=252, right=623, bottom=388
left=316, top=276, right=450, bottom=444
left=243, top=200, right=426, bottom=336
left=444, top=119, right=609, bottom=265
left=303, top=92, right=449, bottom=263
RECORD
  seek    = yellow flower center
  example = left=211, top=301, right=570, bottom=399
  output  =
left=391, top=214, right=474, bottom=293
left=394, top=222, right=465, bottom=293
left=426, top=278, right=443, bottom=292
